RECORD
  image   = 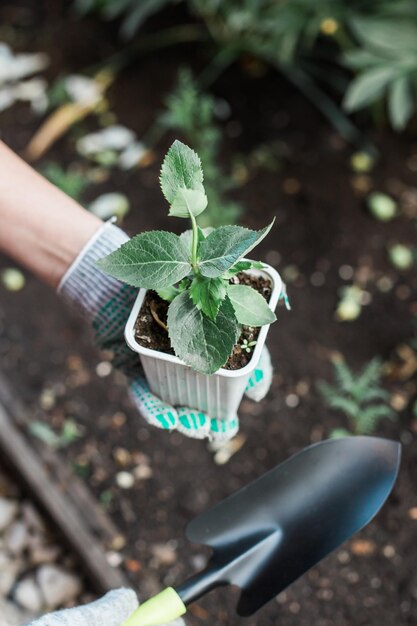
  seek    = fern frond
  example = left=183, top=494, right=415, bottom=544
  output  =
left=334, top=359, right=355, bottom=393
left=330, top=427, right=352, bottom=439
left=356, top=404, right=395, bottom=434
left=318, top=356, right=398, bottom=437
left=361, top=387, right=390, bottom=403
left=317, top=381, right=338, bottom=401
left=354, top=358, right=383, bottom=397
left=327, top=396, right=360, bottom=419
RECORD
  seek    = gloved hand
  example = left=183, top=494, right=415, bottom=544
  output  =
left=25, top=588, right=184, bottom=626
left=59, top=221, right=273, bottom=440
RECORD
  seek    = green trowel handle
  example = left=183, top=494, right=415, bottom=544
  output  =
left=122, top=587, right=186, bottom=626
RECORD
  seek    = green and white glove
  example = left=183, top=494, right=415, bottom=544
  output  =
left=25, top=588, right=184, bottom=626
left=58, top=221, right=273, bottom=441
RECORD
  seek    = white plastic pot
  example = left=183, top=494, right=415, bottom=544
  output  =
left=125, top=263, right=282, bottom=421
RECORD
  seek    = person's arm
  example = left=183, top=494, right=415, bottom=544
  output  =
left=0, top=140, right=102, bottom=288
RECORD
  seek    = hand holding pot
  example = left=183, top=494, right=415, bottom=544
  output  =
left=59, top=221, right=273, bottom=440
left=0, top=140, right=272, bottom=441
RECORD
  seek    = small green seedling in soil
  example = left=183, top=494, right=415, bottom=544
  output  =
left=42, top=162, right=90, bottom=201
left=240, top=339, right=257, bottom=353
left=98, top=140, right=276, bottom=375
left=29, top=419, right=82, bottom=449
left=317, top=358, right=396, bottom=437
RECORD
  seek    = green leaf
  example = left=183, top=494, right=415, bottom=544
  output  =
left=330, top=428, right=352, bottom=439
left=97, top=231, right=191, bottom=289
left=343, top=49, right=386, bottom=70
left=198, top=221, right=274, bottom=278
left=29, top=421, right=61, bottom=448
left=160, top=140, right=207, bottom=217
left=227, top=284, right=276, bottom=326
left=189, top=275, right=227, bottom=321
left=388, top=75, right=414, bottom=130
left=167, top=292, right=240, bottom=374
left=344, top=66, right=398, bottom=112
left=224, top=260, right=265, bottom=278
left=350, top=17, right=417, bottom=56
left=169, top=187, right=208, bottom=218
left=180, top=227, right=214, bottom=250
left=156, top=285, right=180, bottom=302
left=327, top=396, right=359, bottom=419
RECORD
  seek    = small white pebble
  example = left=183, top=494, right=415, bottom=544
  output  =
left=96, top=361, right=112, bottom=377
left=106, top=551, right=124, bottom=567
left=289, top=601, right=301, bottom=613
left=382, top=544, right=396, bottom=558
left=346, top=570, right=359, bottom=583
left=310, top=271, right=325, bottom=287
left=337, top=550, right=350, bottom=564
left=285, top=393, right=300, bottom=408
left=339, top=265, right=354, bottom=280
left=377, top=276, right=394, bottom=292
left=116, top=471, right=134, bottom=489
left=133, top=464, right=153, bottom=480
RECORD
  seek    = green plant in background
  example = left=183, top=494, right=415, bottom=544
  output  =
left=97, top=140, right=276, bottom=374
left=29, top=419, right=82, bottom=449
left=74, top=0, right=175, bottom=40
left=74, top=0, right=417, bottom=138
left=318, top=358, right=396, bottom=437
left=158, top=69, right=242, bottom=227
left=42, top=163, right=90, bottom=201
left=343, top=15, right=417, bottom=130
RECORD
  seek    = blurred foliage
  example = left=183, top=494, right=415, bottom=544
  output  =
left=42, top=162, right=90, bottom=201
left=318, top=358, right=396, bottom=436
left=159, top=69, right=242, bottom=226
left=75, top=0, right=175, bottom=39
left=29, top=419, right=82, bottom=449
left=343, top=15, right=417, bottom=130
left=74, top=0, right=417, bottom=135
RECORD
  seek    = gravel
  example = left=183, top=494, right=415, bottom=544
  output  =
left=0, top=468, right=87, bottom=625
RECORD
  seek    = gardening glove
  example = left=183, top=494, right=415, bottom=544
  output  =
left=58, top=220, right=274, bottom=441
left=25, top=588, right=185, bottom=626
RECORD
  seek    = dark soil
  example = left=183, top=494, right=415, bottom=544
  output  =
left=135, top=273, right=272, bottom=370
left=0, top=3, right=416, bottom=626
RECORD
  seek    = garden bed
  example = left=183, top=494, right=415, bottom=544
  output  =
left=0, top=464, right=87, bottom=626
left=0, top=3, right=416, bottom=625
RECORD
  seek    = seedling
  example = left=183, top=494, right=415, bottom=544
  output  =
left=42, top=162, right=90, bottom=201
left=29, top=419, right=82, bottom=449
left=240, top=339, right=257, bottom=353
left=317, top=358, right=396, bottom=436
left=98, top=140, right=276, bottom=375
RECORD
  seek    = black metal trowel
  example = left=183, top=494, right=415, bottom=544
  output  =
left=123, top=436, right=400, bottom=626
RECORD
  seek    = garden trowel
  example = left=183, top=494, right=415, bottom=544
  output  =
left=123, top=436, right=400, bottom=626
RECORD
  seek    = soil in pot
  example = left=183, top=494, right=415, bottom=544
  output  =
left=134, top=273, right=273, bottom=370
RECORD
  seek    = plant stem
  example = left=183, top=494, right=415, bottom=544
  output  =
left=190, top=212, right=199, bottom=273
